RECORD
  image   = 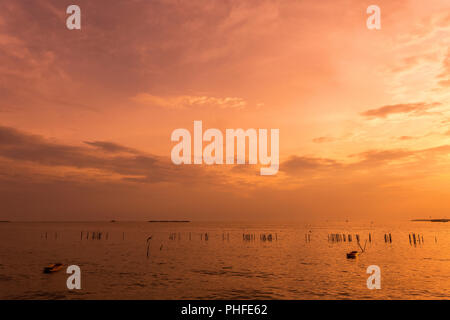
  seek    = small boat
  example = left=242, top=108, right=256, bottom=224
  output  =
left=43, top=263, right=64, bottom=273
left=346, top=251, right=360, bottom=259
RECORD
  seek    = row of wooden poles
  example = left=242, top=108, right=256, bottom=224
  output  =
left=42, top=231, right=125, bottom=240
left=243, top=233, right=277, bottom=241
left=80, top=231, right=110, bottom=240
left=168, top=232, right=279, bottom=242
left=384, top=233, right=392, bottom=243
left=168, top=232, right=219, bottom=241
left=42, top=231, right=435, bottom=245
left=409, top=233, right=428, bottom=245
left=327, top=232, right=435, bottom=245
left=168, top=232, right=278, bottom=241
left=41, top=232, right=58, bottom=240
left=327, top=233, right=370, bottom=243
left=41, top=231, right=276, bottom=242
left=305, top=233, right=311, bottom=242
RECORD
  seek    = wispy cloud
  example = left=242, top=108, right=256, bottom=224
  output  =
left=131, top=93, right=247, bottom=110
left=397, top=136, right=416, bottom=141
left=349, top=144, right=450, bottom=168
left=312, top=136, right=335, bottom=144
left=281, top=156, right=340, bottom=174
left=83, top=141, right=139, bottom=154
left=437, top=48, right=450, bottom=87
left=361, top=102, right=441, bottom=119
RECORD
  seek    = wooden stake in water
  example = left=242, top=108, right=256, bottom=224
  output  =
left=146, top=235, right=152, bottom=258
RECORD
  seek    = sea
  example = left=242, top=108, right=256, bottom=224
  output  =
left=0, top=221, right=449, bottom=299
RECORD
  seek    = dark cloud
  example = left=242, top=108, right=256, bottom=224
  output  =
left=281, top=156, right=340, bottom=174
left=349, top=149, right=414, bottom=167
left=0, top=125, right=211, bottom=184
left=282, top=144, right=450, bottom=176
left=361, top=102, right=441, bottom=119
left=0, top=126, right=41, bottom=145
left=350, top=145, right=450, bottom=168
left=84, top=141, right=139, bottom=153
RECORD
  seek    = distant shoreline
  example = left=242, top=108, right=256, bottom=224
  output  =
left=148, top=220, right=191, bottom=223
left=411, top=219, right=449, bottom=222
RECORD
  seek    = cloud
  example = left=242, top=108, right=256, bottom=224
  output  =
left=439, top=79, right=450, bottom=87
left=361, top=102, right=441, bottom=119
left=437, top=48, right=450, bottom=87
left=0, top=125, right=209, bottom=184
left=131, top=93, right=247, bottom=110
left=350, top=149, right=414, bottom=167
left=282, top=143, right=450, bottom=177
left=397, top=136, right=415, bottom=141
left=281, top=156, right=340, bottom=174
left=83, top=141, right=139, bottom=154
left=350, top=145, right=450, bottom=168
left=312, top=136, right=334, bottom=143
left=389, top=52, right=439, bottom=73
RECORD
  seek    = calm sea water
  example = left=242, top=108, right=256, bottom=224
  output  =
left=0, top=221, right=449, bottom=300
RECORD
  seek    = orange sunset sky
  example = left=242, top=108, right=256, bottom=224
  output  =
left=0, top=0, right=449, bottom=221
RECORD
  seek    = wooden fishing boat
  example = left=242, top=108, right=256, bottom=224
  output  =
left=346, top=251, right=360, bottom=259
left=43, top=263, right=64, bottom=273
